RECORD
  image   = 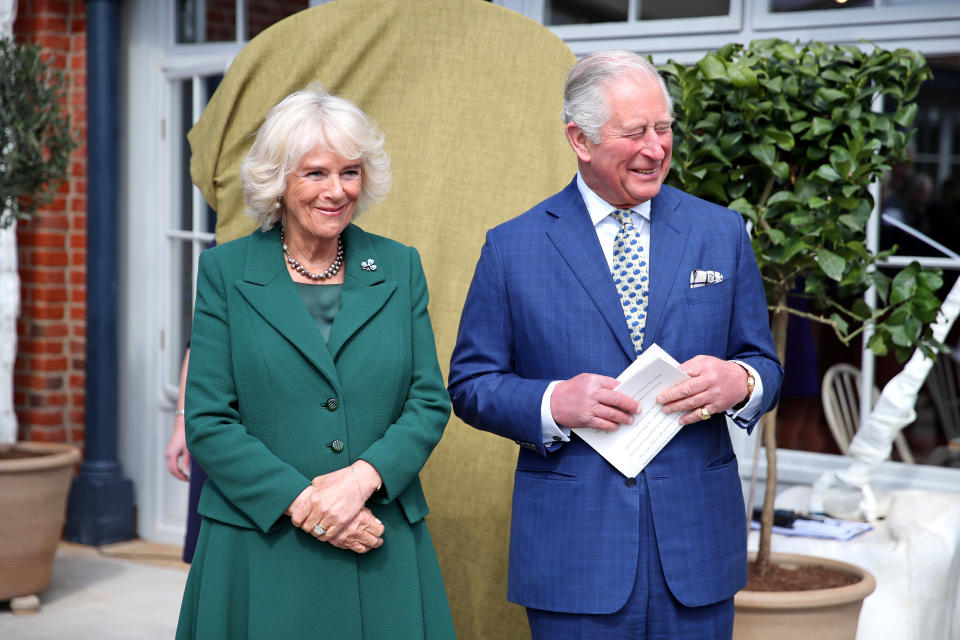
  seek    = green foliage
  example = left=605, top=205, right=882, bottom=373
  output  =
left=661, top=40, right=941, bottom=362
left=0, top=38, right=78, bottom=228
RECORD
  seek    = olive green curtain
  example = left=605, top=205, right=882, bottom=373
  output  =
left=188, top=0, right=576, bottom=637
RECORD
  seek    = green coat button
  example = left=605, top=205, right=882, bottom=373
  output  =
left=325, top=397, right=339, bottom=411
left=330, top=439, right=344, bottom=453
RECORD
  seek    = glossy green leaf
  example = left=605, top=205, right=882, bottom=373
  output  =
left=749, top=143, right=776, bottom=167
left=816, top=248, right=845, bottom=281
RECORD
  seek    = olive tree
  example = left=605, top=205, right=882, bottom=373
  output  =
left=660, top=39, right=940, bottom=576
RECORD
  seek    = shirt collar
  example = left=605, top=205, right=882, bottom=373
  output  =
left=576, top=172, right=652, bottom=227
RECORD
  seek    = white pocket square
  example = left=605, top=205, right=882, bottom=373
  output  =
left=690, top=270, right=723, bottom=288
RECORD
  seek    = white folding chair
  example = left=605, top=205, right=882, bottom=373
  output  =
left=821, top=363, right=915, bottom=463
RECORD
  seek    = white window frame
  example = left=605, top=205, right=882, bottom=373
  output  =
left=496, top=0, right=960, bottom=61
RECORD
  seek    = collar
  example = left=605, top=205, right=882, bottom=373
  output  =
left=576, top=172, right=652, bottom=227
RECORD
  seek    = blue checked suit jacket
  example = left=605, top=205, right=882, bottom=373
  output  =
left=448, top=178, right=782, bottom=614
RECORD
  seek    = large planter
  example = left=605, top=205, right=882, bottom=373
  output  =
left=734, top=552, right=876, bottom=640
left=0, top=442, right=81, bottom=601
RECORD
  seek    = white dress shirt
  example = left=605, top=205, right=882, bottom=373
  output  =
left=539, top=174, right=764, bottom=446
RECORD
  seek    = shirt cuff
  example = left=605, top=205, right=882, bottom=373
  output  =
left=726, top=361, right=763, bottom=425
left=541, top=380, right=571, bottom=445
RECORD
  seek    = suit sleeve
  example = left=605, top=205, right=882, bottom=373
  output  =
left=448, top=233, right=552, bottom=455
left=185, top=250, right=311, bottom=533
left=358, top=247, right=451, bottom=502
left=725, top=217, right=783, bottom=431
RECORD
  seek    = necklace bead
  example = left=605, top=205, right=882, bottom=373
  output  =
left=280, top=227, right=343, bottom=280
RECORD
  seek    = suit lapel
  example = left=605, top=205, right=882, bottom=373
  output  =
left=645, top=186, right=688, bottom=348
left=326, top=225, right=397, bottom=361
left=545, top=180, right=635, bottom=360
left=235, top=226, right=341, bottom=391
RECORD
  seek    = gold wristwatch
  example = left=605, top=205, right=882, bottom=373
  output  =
left=733, top=367, right=755, bottom=411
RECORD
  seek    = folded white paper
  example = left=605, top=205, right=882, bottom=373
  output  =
left=749, top=517, right=873, bottom=542
left=572, top=343, right=689, bottom=477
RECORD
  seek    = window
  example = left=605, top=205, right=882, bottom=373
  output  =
left=770, top=0, right=873, bottom=11
left=176, top=0, right=309, bottom=43
left=544, top=0, right=730, bottom=25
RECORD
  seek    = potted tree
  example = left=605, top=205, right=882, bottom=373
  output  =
left=0, top=36, right=80, bottom=609
left=661, top=40, right=940, bottom=638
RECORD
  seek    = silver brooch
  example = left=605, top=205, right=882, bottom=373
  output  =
left=361, top=259, right=378, bottom=272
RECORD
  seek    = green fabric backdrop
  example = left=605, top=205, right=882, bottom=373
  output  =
left=188, top=0, right=576, bottom=637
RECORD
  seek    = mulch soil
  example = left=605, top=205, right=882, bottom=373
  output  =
left=746, top=560, right=861, bottom=591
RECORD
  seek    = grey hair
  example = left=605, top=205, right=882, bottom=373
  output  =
left=241, top=83, right=391, bottom=231
left=562, top=50, right=673, bottom=143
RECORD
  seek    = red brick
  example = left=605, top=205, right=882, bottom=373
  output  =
left=22, top=304, right=65, bottom=320
left=35, top=34, right=70, bottom=52
left=31, top=392, right=68, bottom=407
left=19, top=269, right=68, bottom=286
left=30, top=426, right=68, bottom=442
left=34, top=14, right=69, bottom=32
left=68, top=340, right=83, bottom=354
left=20, top=409, right=62, bottom=427
left=30, top=356, right=68, bottom=372
left=69, top=374, right=83, bottom=389
left=29, top=323, right=68, bottom=339
left=69, top=307, right=85, bottom=321
left=18, top=339, right=63, bottom=355
left=69, top=234, right=86, bottom=250
left=20, top=231, right=65, bottom=248
left=14, top=372, right=63, bottom=391
left=69, top=289, right=85, bottom=304
left=30, top=250, right=69, bottom=267
left=29, top=1, right=71, bottom=15
left=29, top=213, right=69, bottom=230
left=70, top=252, right=85, bottom=267
left=68, top=409, right=85, bottom=424
left=33, top=287, right=68, bottom=304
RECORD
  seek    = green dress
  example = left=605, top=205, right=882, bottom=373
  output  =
left=175, top=225, right=455, bottom=640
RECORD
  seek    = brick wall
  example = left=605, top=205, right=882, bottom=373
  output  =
left=13, top=0, right=87, bottom=446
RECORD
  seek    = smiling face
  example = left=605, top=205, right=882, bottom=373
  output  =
left=282, top=148, right=362, bottom=249
left=566, top=73, right=673, bottom=208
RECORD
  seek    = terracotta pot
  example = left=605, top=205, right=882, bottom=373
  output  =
left=734, top=552, right=875, bottom=640
left=0, top=442, right=81, bottom=601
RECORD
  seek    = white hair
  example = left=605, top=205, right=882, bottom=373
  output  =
left=562, top=50, right=673, bottom=143
left=241, top=83, right=391, bottom=230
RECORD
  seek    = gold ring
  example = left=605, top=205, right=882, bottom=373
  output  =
left=700, top=407, right=711, bottom=421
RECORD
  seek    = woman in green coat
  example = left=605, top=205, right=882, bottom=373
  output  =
left=175, top=85, right=455, bottom=640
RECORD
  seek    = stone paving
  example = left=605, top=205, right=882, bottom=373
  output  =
left=0, top=541, right=188, bottom=640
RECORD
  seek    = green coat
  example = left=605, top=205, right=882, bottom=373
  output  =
left=176, top=224, right=455, bottom=640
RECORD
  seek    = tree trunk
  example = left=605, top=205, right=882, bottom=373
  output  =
left=755, top=292, right=789, bottom=575
left=0, top=0, right=18, bottom=446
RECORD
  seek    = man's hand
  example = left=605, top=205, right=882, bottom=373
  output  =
left=656, top=356, right=749, bottom=425
left=551, top=373, right=640, bottom=431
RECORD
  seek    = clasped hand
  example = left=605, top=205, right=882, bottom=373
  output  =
left=551, top=356, right=749, bottom=430
left=286, top=461, right=384, bottom=554
left=656, top=355, right=749, bottom=425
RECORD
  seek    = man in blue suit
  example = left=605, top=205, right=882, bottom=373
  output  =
left=448, top=51, right=782, bottom=639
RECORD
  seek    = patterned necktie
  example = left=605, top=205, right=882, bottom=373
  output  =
left=610, top=208, right=649, bottom=356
